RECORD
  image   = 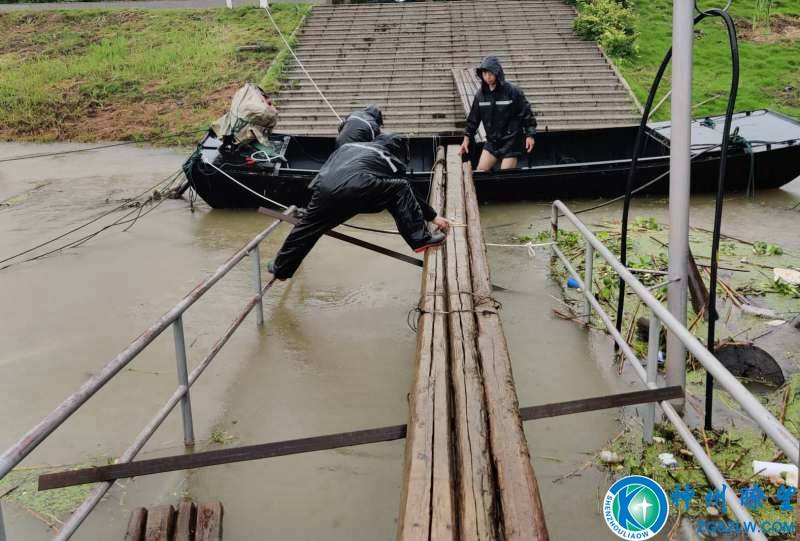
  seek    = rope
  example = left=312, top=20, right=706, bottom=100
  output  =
left=406, top=292, right=503, bottom=332
left=0, top=169, right=183, bottom=267
left=206, top=156, right=408, bottom=235
left=0, top=130, right=203, bottom=164
left=485, top=241, right=554, bottom=258
left=262, top=3, right=342, bottom=123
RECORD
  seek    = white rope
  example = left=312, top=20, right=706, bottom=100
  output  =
left=262, top=3, right=342, bottom=123
left=203, top=157, right=289, bottom=210
left=485, top=241, right=555, bottom=258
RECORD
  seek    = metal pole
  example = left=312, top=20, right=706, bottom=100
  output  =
left=172, top=316, right=195, bottom=447
left=0, top=500, right=6, bottom=541
left=0, top=209, right=293, bottom=481
left=583, top=242, right=594, bottom=325
left=251, top=246, right=264, bottom=326
left=666, top=0, right=694, bottom=406
left=644, top=313, right=661, bottom=443
left=552, top=201, right=799, bottom=465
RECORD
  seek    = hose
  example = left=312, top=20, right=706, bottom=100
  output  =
left=612, top=6, right=740, bottom=430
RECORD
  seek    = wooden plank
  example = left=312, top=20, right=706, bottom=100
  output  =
left=398, top=147, right=455, bottom=540
left=175, top=501, right=197, bottom=541
left=195, top=502, right=223, bottom=541
left=39, top=389, right=679, bottom=492
left=458, top=147, right=549, bottom=541
left=444, top=148, right=496, bottom=540
left=451, top=68, right=486, bottom=142
left=144, top=505, right=176, bottom=541
left=687, top=248, right=709, bottom=319
left=125, top=508, right=147, bottom=541
left=39, top=424, right=407, bottom=490
left=520, top=386, right=683, bottom=421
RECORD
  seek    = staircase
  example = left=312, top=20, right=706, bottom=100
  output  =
left=274, top=0, right=642, bottom=136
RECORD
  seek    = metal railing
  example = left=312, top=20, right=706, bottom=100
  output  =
left=550, top=200, right=798, bottom=541
left=0, top=207, right=295, bottom=540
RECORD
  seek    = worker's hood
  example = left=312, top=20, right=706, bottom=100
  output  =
left=363, top=104, right=384, bottom=127
left=373, top=132, right=408, bottom=166
left=475, top=55, right=506, bottom=86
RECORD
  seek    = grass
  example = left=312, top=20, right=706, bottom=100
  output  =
left=613, top=0, right=800, bottom=120
left=0, top=5, right=310, bottom=144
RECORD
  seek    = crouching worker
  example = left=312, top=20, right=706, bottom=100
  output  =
left=335, top=105, right=383, bottom=148
left=267, top=133, right=450, bottom=280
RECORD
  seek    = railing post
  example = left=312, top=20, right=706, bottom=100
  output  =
left=583, top=242, right=594, bottom=325
left=550, top=204, right=559, bottom=265
left=644, top=312, right=661, bottom=443
left=172, top=316, right=195, bottom=446
left=251, top=245, right=264, bottom=326
left=0, top=500, right=6, bottom=541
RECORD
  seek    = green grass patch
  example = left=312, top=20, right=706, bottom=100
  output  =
left=613, top=0, right=800, bottom=120
left=0, top=5, right=310, bottom=143
left=0, top=463, right=98, bottom=528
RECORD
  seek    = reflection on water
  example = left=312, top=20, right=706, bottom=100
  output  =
left=1, top=142, right=798, bottom=540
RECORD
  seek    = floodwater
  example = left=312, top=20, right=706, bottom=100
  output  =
left=0, top=142, right=798, bottom=540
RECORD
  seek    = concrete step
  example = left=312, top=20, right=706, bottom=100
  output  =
left=279, top=88, right=632, bottom=100
left=284, top=72, right=620, bottom=84
left=286, top=79, right=623, bottom=91
left=275, top=96, right=636, bottom=109
left=285, top=66, right=614, bottom=79
left=294, top=42, right=598, bottom=54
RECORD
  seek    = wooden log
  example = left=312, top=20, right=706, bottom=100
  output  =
left=125, top=508, right=147, bottom=541
left=458, top=149, right=549, bottom=541
left=398, top=147, right=455, bottom=540
left=144, top=505, right=176, bottom=541
left=195, top=502, right=223, bottom=541
left=444, top=149, right=496, bottom=540
left=175, top=501, right=197, bottom=541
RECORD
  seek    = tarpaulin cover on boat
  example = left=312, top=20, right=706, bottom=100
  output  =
left=211, top=83, right=279, bottom=146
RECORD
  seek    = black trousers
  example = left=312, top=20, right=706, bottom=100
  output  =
left=271, top=177, right=433, bottom=279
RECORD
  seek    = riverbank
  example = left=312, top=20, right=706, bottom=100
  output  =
left=611, top=0, right=800, bottom=121
left=0, top=5, right=308, bottom=144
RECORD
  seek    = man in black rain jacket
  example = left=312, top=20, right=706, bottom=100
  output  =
left=458, top=56, right=537, bottom=171
left=335, top=105, right=383, bottom=148
left=268, top=133, right=449, bottom=280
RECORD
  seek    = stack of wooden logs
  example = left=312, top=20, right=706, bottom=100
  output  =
left=398, top=146, right=549, bottom=540
left=125, top=501, right=223, bottom=541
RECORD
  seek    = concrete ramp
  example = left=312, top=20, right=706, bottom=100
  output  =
left=274, top=0, right=641, bottom=136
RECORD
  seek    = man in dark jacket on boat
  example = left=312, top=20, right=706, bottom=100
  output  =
left=267, top=133, right=449, bottom=280
left=458, top=56, right=537, bottom=171
left=335, top=105, right=384, bottom=148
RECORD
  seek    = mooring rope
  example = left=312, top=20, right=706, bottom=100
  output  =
left=485, top=241, right=555, bottom=257
left=262, top=3, right=342, bottom=123
left=406, top=292, right=503, bottom=332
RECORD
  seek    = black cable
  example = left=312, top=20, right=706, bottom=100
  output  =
left=703, top=8, right=740, bottom=430
left=610, top=5, right=739, bottom=431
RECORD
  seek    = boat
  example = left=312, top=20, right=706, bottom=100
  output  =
left=183, top=109, right=800, bottom=209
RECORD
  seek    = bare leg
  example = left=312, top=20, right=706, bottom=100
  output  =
left=476, top=150, right=498, bottom=171
left=500, top=157, right=518, bottom=170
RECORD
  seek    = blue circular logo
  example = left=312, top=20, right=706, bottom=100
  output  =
left=603, top=475, right=669, bottom=539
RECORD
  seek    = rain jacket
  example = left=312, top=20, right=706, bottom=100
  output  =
left=464, top=56, right=537, bottom=151
left=335, top=105, right=384, bottom=148
left=270, top=133, right=438, bottom=279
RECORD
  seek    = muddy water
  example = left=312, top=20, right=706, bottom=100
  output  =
left=1, top=142, right=798, bottom=540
